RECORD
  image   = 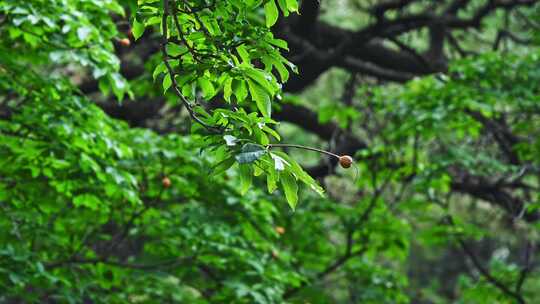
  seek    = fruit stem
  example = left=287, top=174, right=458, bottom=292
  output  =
left=267, top=144, right=340, bottom=159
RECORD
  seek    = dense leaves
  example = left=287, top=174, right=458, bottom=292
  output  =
left=1, top=0, right=540, bottom=303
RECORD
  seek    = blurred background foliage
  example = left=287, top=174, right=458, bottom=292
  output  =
left=1, top=0, right=540, bottom=303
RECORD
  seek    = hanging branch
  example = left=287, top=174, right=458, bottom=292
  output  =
left=268, top=143, right=340, bottom=158
left=268, top=143, right=354, bottom=168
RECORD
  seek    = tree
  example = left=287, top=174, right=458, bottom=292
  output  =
left=1, top=0, right=540, bottom=303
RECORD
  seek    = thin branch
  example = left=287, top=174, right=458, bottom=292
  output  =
left=387, top=36, right=432, bottom=70
left=493, top=29, right=533, bottom=50
left=446, top=32, right=476, bottom=57
left=457, top=238, right=526, bottom=304
left=465, top=109, right=521, bottom=165
left=515, top=241, right=534, bottom=293
left=447, top=216, right=527, bottom=304
left=339, top=57, right=414, bottom=82
left=268, top=143, right=340, bottom=159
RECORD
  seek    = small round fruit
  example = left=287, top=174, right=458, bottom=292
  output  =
left=119, top=38, right=131, bottom=47
left=162, top=176, right=171, bottom=188
left=339, top=155, right=353, bottom=168
left=275, top=226, right=285, bottom=235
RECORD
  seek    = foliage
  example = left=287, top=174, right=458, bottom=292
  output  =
left=1, top=0, right=540, bottom=303
left=131, top=0, right=324, bottom=209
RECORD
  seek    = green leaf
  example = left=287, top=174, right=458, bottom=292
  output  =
left=211, top=156, right=236, bottom=176
left=267, top=167, right=278, bottom=193
left=272, top=151, right=324, bottom=196
left=167, top=43, right=188, bottom=57
left=280, top=172, right=298, bottom=209
left=269, top=38, right=288, bottom=50
left=153, top=62, right=166, bottom=81
left=73, top=194, right=101, bottom=211
left=182, top=82, right=194, bottom=98
left=276, top=0, right=290, bottom=16
left=236, top=45, right=250, bottom=63
left=77, top=26, right=92, bottom=41
left=110, top=73, right=128, bottom=101
left=253, top=164, right=264, bottom=176
left=224, top=77, right=233, bottom=102
left=286, top=0, right=299, bottom=12
left=187, top=31, right=206, bottom=41
left=198, top=78, right=216, bottom=99
left=236, top=143, right=267, bottom=164
left=176, top=73, right=194, bottom=88
left=263, top=126, right=281, bottom=140
left=163, top=74, right=172, bottom=93
left=233, top=79, right=248, bottom=102
left=239, top=164, right=252, bottom=195
left=264, top=0, right=279, bottom=27
left=243, top=68, right=276, bottom=94
left=270, top=57, right=289, bottom=82
left=224, top=135, right=238, bottom=146
left=247, top=80, right=271, bottom=118
left=132, top=19, right=145, bottom=40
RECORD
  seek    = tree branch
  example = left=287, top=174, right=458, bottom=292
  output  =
left=515, top=241, right=534, bottom=293
left=339, top=57, right=415, bottom=82
left=456, top=236, right=526, bottom=304
left=293, top=0, right=321, bottom=36
left=371, top=0, right=415, bottom=19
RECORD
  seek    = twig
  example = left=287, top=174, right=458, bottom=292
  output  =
left=388, top=36, right=432, bottom=70
left=515, top=241, right=534, bottom=293
left=268, top=143, right=340, bottom=159
left=447, top=216, right=527, bottom=304
left=457, top=238, right=525, bottom=304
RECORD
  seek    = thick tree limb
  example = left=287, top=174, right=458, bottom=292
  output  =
left=293, top=0, right=321, bottom=36
left=338, top=57, right=415, bottom=82
left=371, top=0, right=415, bottom=19
left=450, top=173, right=539, bottom=222
left=279, top=0, right=539, bottom=91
